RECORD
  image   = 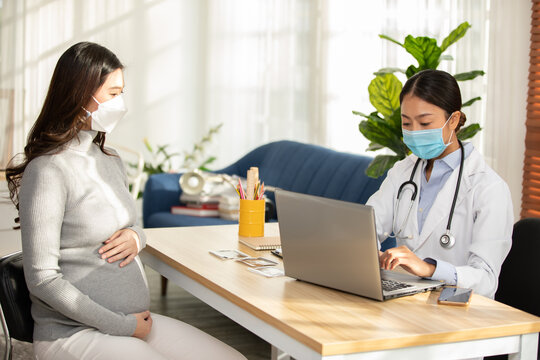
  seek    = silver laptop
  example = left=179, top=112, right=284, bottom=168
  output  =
left=275, top=189, right=444, bottom=301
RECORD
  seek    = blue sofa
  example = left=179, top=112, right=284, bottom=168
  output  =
left=143, top=140, right=386, bottom=229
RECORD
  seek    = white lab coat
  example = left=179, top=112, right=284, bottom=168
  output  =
left=366, top=146, right=513, bottom=298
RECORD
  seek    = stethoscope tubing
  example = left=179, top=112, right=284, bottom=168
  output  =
left=445, top=141, right=465, bottom=232
left=390, top=158, right=422, bottom=239
left=390, top=140, right=464, bottom=247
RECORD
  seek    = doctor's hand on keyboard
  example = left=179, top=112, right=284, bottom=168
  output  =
left=379, top=246, right=436, bottom=278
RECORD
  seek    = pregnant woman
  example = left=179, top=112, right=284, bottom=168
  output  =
left=6, top=41, right=246, bottom=360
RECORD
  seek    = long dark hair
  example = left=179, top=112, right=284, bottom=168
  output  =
left=5, top=42, right=124, bottom=211
left=399, top=69, right=467, bottom=130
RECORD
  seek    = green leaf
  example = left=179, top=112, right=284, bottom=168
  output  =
left=365, top=155, right=403, bottom=178
left=440, top=54, right=454, bottom=61
left=403, top=35, right=441, bottom=69
left=143, top=138, right=153, bottom=153
left=199, top=156, right=217, bottom=168
left=358, top=119, right=408, bottom=157
left=374, top=67, right=406, bottom=76
left=454, top=70, right=485, bottom=81
left=156, top=144, right=170, bottom=156
left=211, top=123, right=223, bottom=133
left=405, top=65, right=418, bottom=78
left=387, top=108, right=402, bottom=132
left=456, top=123, right=482, bottom=140
left=462, top=96, right=482, bottom=108
left=166, top=152, right=181, bottom=159
left=366, top=142, right=384, bottom=152
left=440, top=22, right=471, bottom=53
left=352, top=110, right=370, bottom=118
left=368, top=74, right=402, bottom=118
left=379, top=34, right=403, bottom=47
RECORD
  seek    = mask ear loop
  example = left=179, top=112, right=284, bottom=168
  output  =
left=80, top=96, right=101, bottom=123
left=81, top=96, right=100, bottom=119
left=81, top=107, right=91, bottom=118
left=443, top=111, right=458, bottom=146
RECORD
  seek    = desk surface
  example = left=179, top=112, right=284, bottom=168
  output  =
left=144, top=223, right=540, bottom=357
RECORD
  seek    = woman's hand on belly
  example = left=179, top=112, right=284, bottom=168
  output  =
left=132, top=310, right=153, bottom=339
left=99, top=228, right=140, bottom=267
left=379, top=245, right=436, bottom=278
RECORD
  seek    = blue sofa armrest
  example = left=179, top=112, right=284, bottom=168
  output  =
left=142, top=173, right=183, bottom=228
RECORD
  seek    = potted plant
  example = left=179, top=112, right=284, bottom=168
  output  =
left=353, top=22, right=483, bottom=178
left=129, top=123, right=223, bottom=198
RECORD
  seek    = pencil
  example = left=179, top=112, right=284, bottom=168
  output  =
left=237, top=179, right=246, bottom=199
left=258, top=182, right=265, bottom=200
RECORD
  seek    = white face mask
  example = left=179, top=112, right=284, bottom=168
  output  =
left=87, top=94, right=127, bottom=133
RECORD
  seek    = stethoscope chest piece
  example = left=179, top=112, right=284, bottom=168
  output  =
left=440, top=230, right=455, bottom=248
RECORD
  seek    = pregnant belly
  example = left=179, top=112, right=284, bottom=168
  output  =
left=62, top=256, right=150, bottom=315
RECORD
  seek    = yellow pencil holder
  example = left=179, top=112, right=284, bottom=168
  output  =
left=238, top=199, right=265, bottom=237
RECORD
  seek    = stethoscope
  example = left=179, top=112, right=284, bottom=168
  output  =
left=390, top=140, right=464, bottom=249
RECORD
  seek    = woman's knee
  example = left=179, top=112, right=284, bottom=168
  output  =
left=147, top=313, right=247, bottom=360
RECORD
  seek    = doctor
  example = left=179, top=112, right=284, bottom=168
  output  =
left=367, top=69, right=513, bottom=298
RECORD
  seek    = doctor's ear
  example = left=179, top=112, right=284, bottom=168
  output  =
left=448, top=111, right=461, bottom=131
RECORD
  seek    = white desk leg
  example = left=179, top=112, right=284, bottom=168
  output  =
left=271, top=346, right=291, bottom=360
left=508, top=333, right=539, bottom=360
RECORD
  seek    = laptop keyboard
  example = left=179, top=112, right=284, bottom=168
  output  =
left=382, top=279, right=413, bottom=292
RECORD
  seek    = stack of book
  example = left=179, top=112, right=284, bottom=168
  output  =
left=171, top=193, right=221, bottom=217
left=218, top=195, right=240, bottom=220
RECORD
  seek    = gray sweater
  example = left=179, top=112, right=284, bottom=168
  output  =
left=19, top=130, right=150, bottom=341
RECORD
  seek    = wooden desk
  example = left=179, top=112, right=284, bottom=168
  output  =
left=140, top=223, right=540, bottom=360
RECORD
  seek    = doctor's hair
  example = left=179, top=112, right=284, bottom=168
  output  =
left=399, top=69, right=467, bottom=130
left=5, top=42, right=124, bottom=212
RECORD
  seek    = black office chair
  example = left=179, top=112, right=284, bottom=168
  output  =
left=487, top=217, right=540, bottom=360
left=0, top=251, right=33, bottom=360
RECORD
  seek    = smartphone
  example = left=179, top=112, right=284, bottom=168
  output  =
left=437, top=287, right=473, bottom=306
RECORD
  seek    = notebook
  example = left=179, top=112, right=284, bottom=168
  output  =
left=238, top=235, right=281, bottom=250
left=275, top=190, right=444, bottom=301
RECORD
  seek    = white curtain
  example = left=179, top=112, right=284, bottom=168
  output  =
left=483, top=0, right=530, bottom=219
left=0, top=0, right=516, bottom=190
left=0, top=0, right=25, bottom=170
left=203, top=0, right=323, bottom=162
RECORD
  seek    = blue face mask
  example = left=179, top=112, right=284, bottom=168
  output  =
left=402, top=115, right=453, bottom=159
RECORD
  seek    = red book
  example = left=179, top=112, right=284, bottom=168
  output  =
left=185, top=203, right=219, bottom=210
left=171, top=206, right=219, bottom=217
